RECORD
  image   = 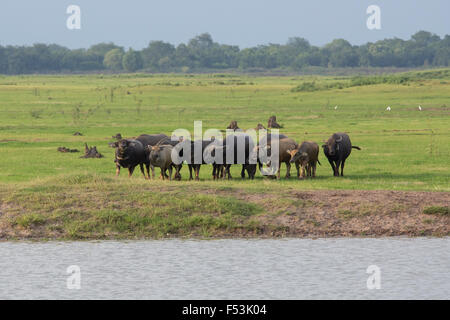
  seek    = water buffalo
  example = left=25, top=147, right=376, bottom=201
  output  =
left=136, top=134, right=170, bottom=149
left=148, top=144, right=182, bottom=180
left=152, top=136, right=185, bottom=180
left=111, top=139, right=148, bottom=178
left=255, top=136, right=298, bottom=179
left=252, top=134, right=291, bottom=178
left=322, top=133, right=361, bottom=177
left=255, top=123, right=266, bottom=131
left=203, top=133, right=256, bottom=180
left=252, top=133, right=288, bottom=173
left=287, top=141, right=321, bottom=179
left=272, top=137, right=299, bottom=179
left=203, top=140, right=225, bottom=179
left=110, top=133, right=170, bottom=179
left=267, top=115, right=282, bottom=128
left=223, top=133, right=257, bottom=179
left=226, top=121, right=241, bottom=131
left=184, top=139, right=215, bottom=180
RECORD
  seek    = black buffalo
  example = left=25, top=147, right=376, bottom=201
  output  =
left=204, top=133, right=256, bottom=180
left=322, top=132, right=361, bottom=177
left=112, top=139, right=148, bottom=178
left=253, top=133, right=288, bottom=174
left=111, top=133, right=169, bottom=179
left=184, top=139, right=215, bottom=181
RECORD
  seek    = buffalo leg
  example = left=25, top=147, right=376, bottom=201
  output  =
left=188, top=165, right=193, bottom=180
left=150, top=165, right=155, bottom=179
left=213, top=164, right=219, bottom=180
left=340, top=159, right=346, bottom=177
left=277, top=163, right=281, bottom=179
left=145, top=163, right=151, bottom=179
left=116, top=165, right=121, bottom=176
left=225, top=165, right=232, bottom=180
left=295, top=162, right=300, bottom=179
left=139, top=163, right=147, bottom=179
left=246, top=164, right=256, bottom=180
left=216, top=165, right=223, bottom=179
left=250, top=168, right=255, bottom=180
left=241, top=165, right=246, bottom=179
left=195, top=165, right=200, bottom=181
left=177, top=165, right=182, bottom=180
left=246, top=165, right=254, bottom=180
left=285, top=162, right=291, bottom=179
left=312, top=162, right=317, bottom=178
left=168, top=166, right=173, bottom=181
left=327, top=159, right=336, bottom=176
left=174, top=165, right=181, bottom=180
left=212, top=165, right=216, bottom=180
left=299, top=165, right=306, bottom=179
left=128, top=166, right=135, bottom=177
left=334, top=160, right=341, bottom=176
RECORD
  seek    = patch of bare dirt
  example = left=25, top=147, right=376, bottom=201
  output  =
left=0, top=139, right=18, bottom=143
left=252, top=190, right=450, bottom=237
left=173, top=187, right=449, bottom=237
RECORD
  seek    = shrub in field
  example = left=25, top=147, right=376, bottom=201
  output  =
left=30, top=109, right=43, bottom=119
left=423, top=206, right=449, bottom=216
left=291, top=81, right=319, bottom=92
left=291, top=74, right=414, bottom=92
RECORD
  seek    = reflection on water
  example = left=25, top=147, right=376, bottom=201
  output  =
left=0, top=238, right=449, bottom=299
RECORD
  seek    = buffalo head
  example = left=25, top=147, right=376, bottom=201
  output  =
left=322, top=135, right=342, bottom=156
left=288, top=149, right=309, bottom=165
left=112, top=139, right=135, bottom=160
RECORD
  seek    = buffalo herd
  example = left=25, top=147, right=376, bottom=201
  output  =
left=109, top=129, right=360, bottom=181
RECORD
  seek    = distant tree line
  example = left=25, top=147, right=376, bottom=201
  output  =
left=0, top=31, right=449, bottom=74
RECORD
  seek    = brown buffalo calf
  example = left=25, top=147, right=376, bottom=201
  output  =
left=287, top=141, right=321, bottom=179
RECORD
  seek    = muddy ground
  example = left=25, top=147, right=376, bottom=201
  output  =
left=0, top=189, right=448, bottom=240
left=246, top=190, right=449, bottom=238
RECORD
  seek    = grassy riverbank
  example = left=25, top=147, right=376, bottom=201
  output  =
left=0, top=175, right=448, bottom=240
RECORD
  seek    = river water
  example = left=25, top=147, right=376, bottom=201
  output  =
left=0, top=238, right=448, bottom=299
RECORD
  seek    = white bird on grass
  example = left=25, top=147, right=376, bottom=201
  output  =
left=386, top=106, right=391, bottom=111
left=418, top=105, right=422, bottom=111
left=334, top=105, right=338, bottom=110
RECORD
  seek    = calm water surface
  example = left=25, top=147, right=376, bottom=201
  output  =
left=0, top=238, right=448, bottom=299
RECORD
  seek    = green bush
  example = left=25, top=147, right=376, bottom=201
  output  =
left=423, top=206, right=449, bottom=216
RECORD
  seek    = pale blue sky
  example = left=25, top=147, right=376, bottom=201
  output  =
left=0, top=0, right=448, bottom=49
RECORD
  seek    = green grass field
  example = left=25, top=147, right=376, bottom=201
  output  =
left=0, top=69, right=449, bottom=239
